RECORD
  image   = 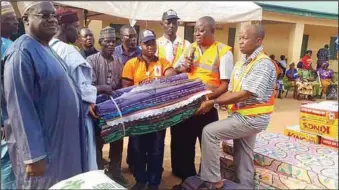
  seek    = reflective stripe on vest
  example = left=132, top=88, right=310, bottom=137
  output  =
left=188, top=41, right=232, bottom=90
left=228, top=51, right=276, bottom=116
left=157, top=37, right=186, bottom=65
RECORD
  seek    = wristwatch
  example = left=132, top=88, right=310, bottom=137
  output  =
left=213, top=98, right=220, bottom=110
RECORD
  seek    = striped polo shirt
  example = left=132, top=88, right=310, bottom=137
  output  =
left=228, top=46, right=276, bottom=130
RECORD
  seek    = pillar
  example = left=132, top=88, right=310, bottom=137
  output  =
left=77, top=9, right=86, bottom=28
left=87, top=19, right=103, bottom=50
left=288, top=23, right=304, bottom=64
left=177, top=25, right=185, bottom=39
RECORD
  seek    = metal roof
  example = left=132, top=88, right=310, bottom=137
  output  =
left=256, top=1, right=338, bottom=20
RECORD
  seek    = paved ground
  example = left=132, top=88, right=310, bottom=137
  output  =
left=102, top=98, right=313, bottom=189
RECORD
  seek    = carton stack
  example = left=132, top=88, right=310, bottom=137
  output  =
left=284, top=101, right=338, bottom=148
left=284, top=125, right=320, bottom=144
left=299, top=101, right=338, bottom=148
left=220, top=131, right=338, bottom=189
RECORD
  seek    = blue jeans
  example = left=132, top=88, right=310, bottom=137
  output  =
left=131, top=130, right=166, bottom=186
left=1, top=140, right=16, bottom=190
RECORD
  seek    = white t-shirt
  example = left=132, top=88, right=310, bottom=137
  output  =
left=156, top=36, right=191, bottom=64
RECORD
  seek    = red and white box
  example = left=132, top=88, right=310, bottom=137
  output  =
left=320, top=136, right=338, bottom=148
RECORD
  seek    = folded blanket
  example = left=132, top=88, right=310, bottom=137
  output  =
left=95, top=73, right=209, bottom=143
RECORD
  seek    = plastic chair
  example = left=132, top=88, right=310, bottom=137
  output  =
left=283, top=76, right=296, bottom=98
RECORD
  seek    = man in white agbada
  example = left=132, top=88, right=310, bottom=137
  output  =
left=48, top=8, right=99, bottom=171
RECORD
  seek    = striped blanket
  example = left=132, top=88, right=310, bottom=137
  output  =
left=95, top=73, right=210, bottom=143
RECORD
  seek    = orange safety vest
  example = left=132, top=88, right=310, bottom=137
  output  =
left=188, top=41, right=232, bottom=91
left=227, top=51, right=276, bottom=116
left=157, top=36, right=187, bottom=65
left=264, top=52, right=281, bottom=78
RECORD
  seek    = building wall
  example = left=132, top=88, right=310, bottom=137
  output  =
left=304, top=25, right=338, bottom=71
left=261, top=22, right=293, bottom=60
left=88, top=14, right=237, bottom=52
left=262, top=11, right=338, bottom=27
left=303, top=25, right=338, bottom=60
left=103, top=19, right=164, bottom=38
left=88, top=15, right=170, bottom=49
left=86, top=12, right=338, bottom=70
left=87, top=19, right=104, bottom=50
left=214, top=25, right=229, bottom=45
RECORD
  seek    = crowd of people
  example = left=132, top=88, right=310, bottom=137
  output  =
left=1, top=1, right=289, bottom=190
left=269, top=44, right=337, bottom=100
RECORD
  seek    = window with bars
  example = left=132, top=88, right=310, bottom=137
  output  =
left=300, top=34, right=309, bottom=58
left=329, top=36, right=338, bottom=60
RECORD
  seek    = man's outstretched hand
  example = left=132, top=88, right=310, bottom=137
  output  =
left=26, top=159, right=46, bottom=177
left=89, top=104, right=99, bottom=120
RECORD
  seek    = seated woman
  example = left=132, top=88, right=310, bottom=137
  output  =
left=299, top=68, right=321, bottom=98
left=295, top=69, right=318, bottom=101
left=285, top=62, right=299, bottom=98
left=296, top=80, right=314, bottom=100
left=286, top=62, right=314, bottom=100
left=318, top=62, right=335, bottom=98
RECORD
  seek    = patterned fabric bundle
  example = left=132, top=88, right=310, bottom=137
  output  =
left=95, top=73, right=210, bottom=143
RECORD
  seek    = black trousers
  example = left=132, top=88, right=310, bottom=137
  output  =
left=95, top=128, right=123, bottom=177
left=170, top=108, right=219, bottom=181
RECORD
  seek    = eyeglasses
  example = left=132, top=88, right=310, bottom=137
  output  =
left=122, top=34, right=137, bottom=39
left=26, top=13, right=58, bottom=20
left=102, top=39, right=116, bottom=44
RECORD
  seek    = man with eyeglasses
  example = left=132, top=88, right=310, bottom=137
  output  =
left=114, top=25, right=141, bottom=65
left=79, top=28, right=98, bottom=58
left=86, top=26, right=129, bottom=187
left=3, top=1, right=88, bottom=189
left=113, top=24, right=141, bottom=172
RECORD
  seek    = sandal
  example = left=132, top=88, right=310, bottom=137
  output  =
left=197, top=181, right=224, bottom=190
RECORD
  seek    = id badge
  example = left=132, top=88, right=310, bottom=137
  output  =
left=154, top=65, right=162, bottom=77
left=107, top=77, right=112, bottom=84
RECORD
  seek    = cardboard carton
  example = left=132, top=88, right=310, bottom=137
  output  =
left=320, top=136, right=338, bottom=148
left=284, top=125, right=320, bottom=144
left=300, top=101, right=338, bottom=140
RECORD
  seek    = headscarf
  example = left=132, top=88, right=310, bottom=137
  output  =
left=99, top=26, right=116, bottom=40
left=17, top=1, right=45, bottom=16
left=56, top=8, right=79, bottom=25
left=1, top=1, right=15, bottom=15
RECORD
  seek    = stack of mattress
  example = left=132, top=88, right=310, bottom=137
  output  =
left=95, top=73, right=210, bottom=143
left=220, top=131, right=338, bottom=189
